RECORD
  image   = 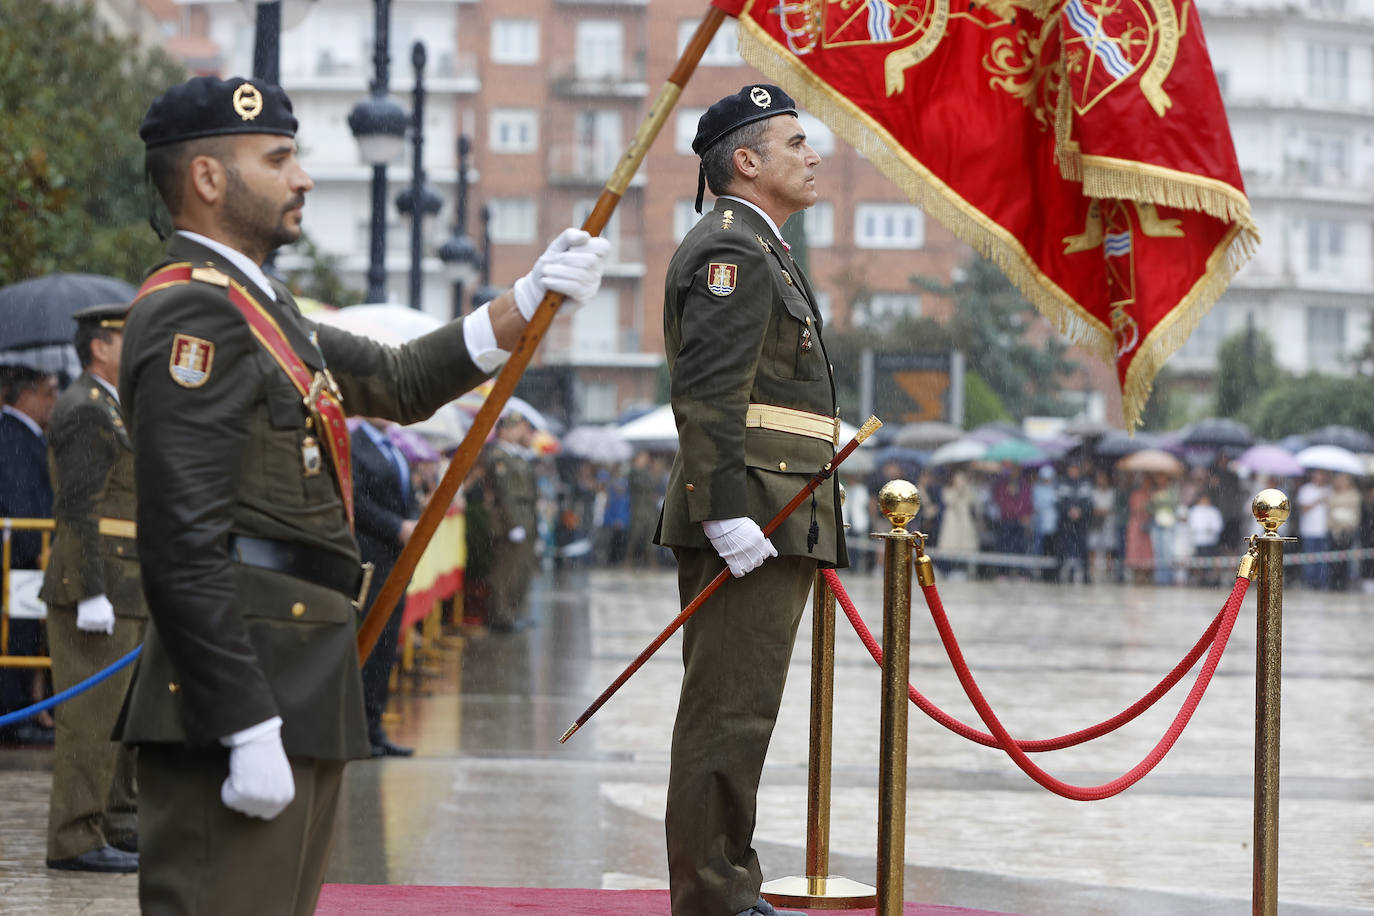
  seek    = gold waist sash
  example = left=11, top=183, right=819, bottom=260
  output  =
left=745, top=403, right=839, bottom=447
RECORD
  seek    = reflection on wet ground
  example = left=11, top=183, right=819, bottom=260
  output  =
left=3, top=566, right=1372, bottom=914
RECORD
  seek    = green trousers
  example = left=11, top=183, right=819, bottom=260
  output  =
left=666, top=549, right=816, bottom=916
left=137, top=745, right=345, bottom=916
left=46, top=606, right=142, bottom=860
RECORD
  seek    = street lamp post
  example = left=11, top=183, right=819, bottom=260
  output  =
left=348, top=0, right=408, bottom=303
left=403, top=42, right=428, bottom=310
left=437, top=135, right=481, bottom=319
left=471, top=204, right=503, bottom=309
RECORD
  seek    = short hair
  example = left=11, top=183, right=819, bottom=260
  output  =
left=145, top=135, right=236, bottom=215
left=74, top=324, right=118, bottom=369
left=702, top=118, right=772, bottom=198
left=0, top=367, right=51, bottom=406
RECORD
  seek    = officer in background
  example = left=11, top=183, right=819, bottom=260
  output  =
left=41, top=303, right=146, bottom=873
left=480, top=414, right=539, bottom=632
left=654, top=85, right=844, bottom=916
left=120, top=76, right=608, bottom=915
left=350, top=418, right=416, bottom=757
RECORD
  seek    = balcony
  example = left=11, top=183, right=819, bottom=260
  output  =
left=546, top=145, right=647, bottom=189
left=549, top=59, right=649, bottom=98
left=283, top=50, right=479, bottom=94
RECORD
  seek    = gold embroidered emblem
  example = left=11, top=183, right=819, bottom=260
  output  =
left=721, top=209, right=735, bottom=229
left=707, top=262, right=738, bottom=297
left=773, top=0, right=951, bottom=97
left=781, top=269, right=794, bottom=287
left=88, top=387, right=100, bottom=400
left=169, top=334, right=214, bottom=388
left=232, top=83, right=264, bottom=121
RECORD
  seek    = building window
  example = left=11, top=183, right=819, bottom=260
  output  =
left=490, top=109, right=537, bottom=153
left=676, top=108, right=706, bottom=155
left=797, top=113, right=835, bottom=156
left=1306, top=43, right=1349, bottom=102
left=580, top=380, right=619, bottom=423
left=491, top=19, right=539, bottom=65
left=677, top=18, right=740, bottom=66
left=488, top=197, right=536, bottom=243
left=674, top=200, right=699, bottom=242
left=867, top=292, right=922, bottom=324
left=571, top=289, right=620, bottom=354
left=1174, top=302, right=1228, bottom=363
left=802, top=202, right=834, bottom=247
left=576, top=20, right=623, bottom=80
left=1303, top=132, right=1350, bottom=186
left=855, top=203, right=924, bottom=249
left=1306, top=305, right=1346, bottom=368
left=814, top=290, right=833, bottom=326
left=1305, top=219, right=1344, bottom=273
left=574, top=198, right=620, bottom=261
left=576, top=110, right=622, bottom=180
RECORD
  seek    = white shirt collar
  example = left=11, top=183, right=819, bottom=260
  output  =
left=1, top=405, right=43, bottom=439
left=720, top=195, right=786, bottom=246
left=176, top=230, right=277, bottom=302
left=91, top=374, right=119, bottom=404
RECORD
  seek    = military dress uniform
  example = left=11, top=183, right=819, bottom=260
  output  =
left=480, top=437, right=539, bottom=629
left=41, top=343, right=148, bottom=863
left=116, top=230, right=491, bottom=914
left=655, top=188, right=847, bottom=913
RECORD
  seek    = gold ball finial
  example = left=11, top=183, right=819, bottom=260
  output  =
left=1251, top=488, right=1290, bottom=534
left=878, top=479, right=920, bottom=531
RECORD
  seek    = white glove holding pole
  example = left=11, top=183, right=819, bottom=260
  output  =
left=703, top=517, right=777, bottom=578
left=513, top=228, right=612, bottom=320
left=220, top=718, right=295, bottom=820
left=75, top=594, right=115, bottom=635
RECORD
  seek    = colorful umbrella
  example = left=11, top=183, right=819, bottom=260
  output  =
left=1233, top=444, right=1303, bottom=478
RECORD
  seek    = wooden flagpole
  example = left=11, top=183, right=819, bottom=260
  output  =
left=357, top=7, right=730, bottom=665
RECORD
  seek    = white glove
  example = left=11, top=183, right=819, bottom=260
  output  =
left=220, top=718, right=295, bottom=820
left=509, top=526, right=527, bottom=543
left=703, top=517, right=778, bottom=578
left=75, top=594, right=115, bottom=635
left=513, top=228, right=612, bottom=320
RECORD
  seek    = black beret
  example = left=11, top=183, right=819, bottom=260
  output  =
left=140, top=76, right=297, bottom=149
left=692, top=84, right=797, bottom=157
left=71, top=302, right=130, bottom=330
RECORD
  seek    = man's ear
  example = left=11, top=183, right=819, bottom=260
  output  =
left=187, top=154, right=227, bottom=207
left=732, top=146, right=759, bottom=180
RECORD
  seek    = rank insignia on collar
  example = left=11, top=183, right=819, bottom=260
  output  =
left=88, top=387, right=100, bottom=400
left=169, top=333, right=214, bottom=388
left=707, top=262, right=738, bottom=296
left=755, top=234, right=772, bottom=254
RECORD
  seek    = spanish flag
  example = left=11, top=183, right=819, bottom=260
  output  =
left=713, top=0, right=1258, bottom=428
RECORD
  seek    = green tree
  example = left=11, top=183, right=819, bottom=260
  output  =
left=0, top=0, right=187, bottom=286
left=1213, top=325, right=1279, bottom=418
left=1246, top=373, right=1374, bottom=439
left=283, top=233, right=364, bottom=308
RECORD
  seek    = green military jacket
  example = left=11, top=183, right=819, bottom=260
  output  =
left=655, top=199, right=847, bottom=568
left=481, top=440, right=539, bottom=542
left=116, top=234, right=490, bottom=759
left=40, top=372, right=148, bottom=619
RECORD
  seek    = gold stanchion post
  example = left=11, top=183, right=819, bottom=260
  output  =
left=762, top=569, right=878, bottom=909
left=1250, top=488, right=1291, bottom=916
left=871, top=480, right=921, bottom=915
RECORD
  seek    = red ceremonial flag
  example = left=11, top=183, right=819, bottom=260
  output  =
left=711, top=0, right=1258, bottom=428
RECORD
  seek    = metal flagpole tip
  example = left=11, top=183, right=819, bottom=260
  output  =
left=878, top=480, right=920, bottom=531
left=1251, top=488, right=1290, bottom=534
left=559, top=723, right=579, bottom=744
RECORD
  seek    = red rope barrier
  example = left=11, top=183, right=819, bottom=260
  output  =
left=822, top=569, right=1250, bottom=800
left=822, top=569, right=1226, bottom=752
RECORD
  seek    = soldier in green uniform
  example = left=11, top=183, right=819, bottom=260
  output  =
left=41, top=302, right=145, bottom=874
left=480, top=415, right=539, bottom=631
left=654, top=85, right=845, bottom=916
left=120, top=76, right=608, bottom=915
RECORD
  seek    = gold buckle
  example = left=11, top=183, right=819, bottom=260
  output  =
left=354, top=562, right=375, bottom=611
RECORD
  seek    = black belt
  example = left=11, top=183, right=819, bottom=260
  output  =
left=228, top=535, right=366, bottom=600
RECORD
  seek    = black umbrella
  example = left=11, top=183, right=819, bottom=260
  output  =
left=0, top=273, right=138, bottom=351
left=1303, top=424, right=1374, bottom=454
left=1180, top=417, right=1254, bottom=449
left=1093, top=430, right=1159, bottom=458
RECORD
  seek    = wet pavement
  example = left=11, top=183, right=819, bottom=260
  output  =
left=2, top=564, right=1372, bottom=914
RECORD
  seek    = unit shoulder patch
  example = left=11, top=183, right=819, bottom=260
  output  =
left=169, top=334, right=215, bottom=388
left=707, top=262, right=738, bottom=297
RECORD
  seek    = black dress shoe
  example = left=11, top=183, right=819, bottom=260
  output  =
left=369, top=739, right=414, bottom=758
left=749, top=897, right=805, bottom=916
left=46, top=845, right=138, bottom=873
left=109, top=835, right=138, bottom=854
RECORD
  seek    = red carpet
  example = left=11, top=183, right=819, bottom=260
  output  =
left=316, top=884, right=1019, bottom=915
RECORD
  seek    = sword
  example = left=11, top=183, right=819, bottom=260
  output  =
left=559, top=416, right=883, bottom=743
